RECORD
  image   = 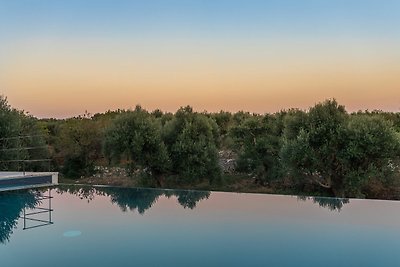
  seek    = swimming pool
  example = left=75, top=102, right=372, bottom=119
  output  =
left=1, top=186, right=400, bottom=267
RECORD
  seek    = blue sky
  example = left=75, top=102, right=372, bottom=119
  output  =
left=2, top=0, right=399, bottom=40
left=1, top=0, right=400, bottom=117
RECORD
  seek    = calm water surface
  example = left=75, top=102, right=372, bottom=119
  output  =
left=1, top=186, right=400, bottom=267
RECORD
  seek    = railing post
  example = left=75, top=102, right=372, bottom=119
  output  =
left=49, top=190, right=52, bottom=222
left=23, top=208, right=26, bottom=230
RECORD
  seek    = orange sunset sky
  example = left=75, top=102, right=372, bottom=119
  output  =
left=1, top=1, right=399, bottom=118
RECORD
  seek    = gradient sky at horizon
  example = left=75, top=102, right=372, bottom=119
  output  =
left=1, top=0, right=400, bottom=118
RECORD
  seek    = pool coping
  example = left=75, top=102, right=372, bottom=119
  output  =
left=0, top=172, right=58, bottom=192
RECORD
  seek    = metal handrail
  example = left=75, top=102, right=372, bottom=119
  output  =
left=0, top=159, right=52, bottom=163
left=0, top=146, right=49, bottom=152
left=0, top=134, right=46, bottom=141
left=0, top=135, right=52, bottom=173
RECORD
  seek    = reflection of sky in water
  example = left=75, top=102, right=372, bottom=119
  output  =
left=1, top=186, right=400, bottom=267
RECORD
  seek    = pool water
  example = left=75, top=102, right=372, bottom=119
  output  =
left=1, top=186, right=400, bottom=267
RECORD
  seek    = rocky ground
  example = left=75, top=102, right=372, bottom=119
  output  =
left=59, top=150, right=266, bottom=192
left=218, top=150, right=238, bottom=174
left=74, top=149, right=239, bottom=184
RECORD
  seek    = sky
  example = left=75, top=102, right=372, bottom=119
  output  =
left=0, top=0, right=399, bottom=118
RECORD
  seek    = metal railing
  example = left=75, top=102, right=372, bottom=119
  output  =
left=0, top=135, right=52, bottom=174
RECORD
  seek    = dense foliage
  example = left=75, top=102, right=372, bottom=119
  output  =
left=162, top=107, right=221, bottom=184
left=103, top=106, right=220, bottom=185
left=103, top=106, right=170, bottom=185
left=1, top=94, right=400, bottom=199
left=0, top=96, right=48, bottom=171
left=280, top=100, right=400, bottom=197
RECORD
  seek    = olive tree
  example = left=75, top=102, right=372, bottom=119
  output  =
left=103, top=107, right=170, bottom=185
left=162, top=106, right=221, bottom=184
left=281, top=99, right=400, bottom=197
left=230, top=114, right=283, bottom=185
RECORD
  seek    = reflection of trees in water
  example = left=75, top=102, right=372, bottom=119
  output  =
left=57, top=186, right=211, bottom=214
left=167, top=190, right=210, bottom=209
left=297, top=196, right=350, bottom=211
left=56, top=185, right=97, bottom=202
left=99, top=187, right=164, bottom=214
left=0, top=190, right=42, bottom=244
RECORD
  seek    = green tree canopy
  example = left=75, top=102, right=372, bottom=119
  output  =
left=55, top=117, right=102, bottom=178
left=231, top=114, right=283, bottom=184
left=0, top=95, right=48, bottom=171
left=281, top=99, right=400, bottom=197
left=104, top=107, right=170, bottom=185
left=162, top=106, right=221, bottom=184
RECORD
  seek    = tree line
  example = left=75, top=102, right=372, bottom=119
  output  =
left=1, top=95, right=399, bottom=199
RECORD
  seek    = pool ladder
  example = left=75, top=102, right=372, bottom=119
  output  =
left=20, top=190, right=54, bottom=230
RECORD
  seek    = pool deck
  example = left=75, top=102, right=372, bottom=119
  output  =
left=0, top=172, right=58, bottom=192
